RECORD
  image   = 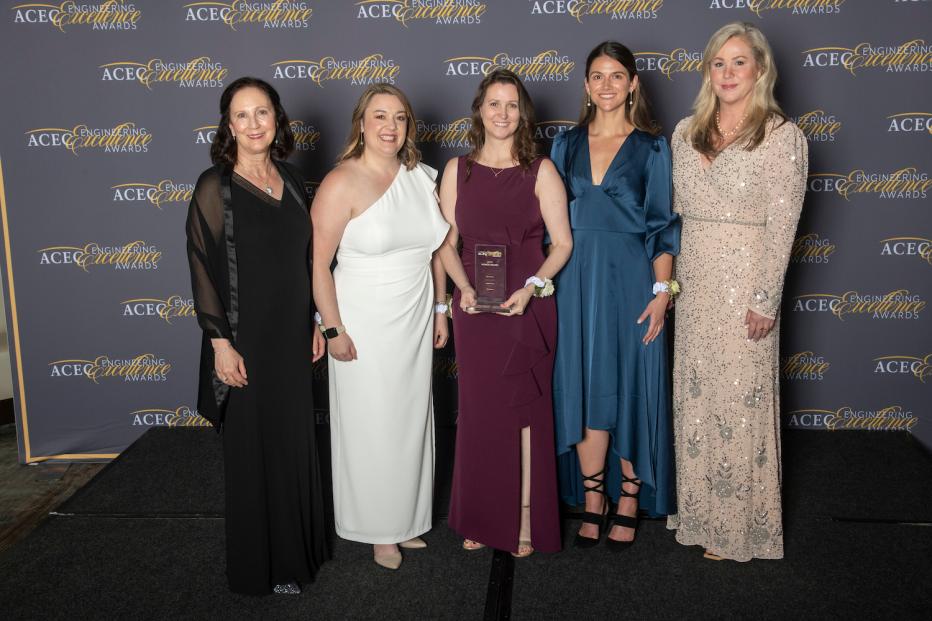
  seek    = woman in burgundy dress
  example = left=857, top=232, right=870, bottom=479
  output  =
left=437, top=69, right=573, bottom=556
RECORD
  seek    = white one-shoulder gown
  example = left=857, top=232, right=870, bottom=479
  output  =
left=328, top=163, right=449, bottom=544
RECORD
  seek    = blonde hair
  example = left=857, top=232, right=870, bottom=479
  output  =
left=686, top=22, right=786, bottom=157
left=338, top=83, right=421, bottom=170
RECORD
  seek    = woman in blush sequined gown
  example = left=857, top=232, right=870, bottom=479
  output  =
left=437, top=69, right=572, bottom=557
left=666, top=23, right=808, bottom=562
left=550, top=41, right=680, bottom=550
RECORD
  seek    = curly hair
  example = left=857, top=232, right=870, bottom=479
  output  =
left=465, top=68, right=538, bottom=180
left=338, top=83, right=421, bottom=170
left=210, top=76, right=294, bottom=166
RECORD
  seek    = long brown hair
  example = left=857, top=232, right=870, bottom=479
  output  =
left=465, top=68, right=538, bottom=180
left=210, top=76, right=294, bottom=166
left=686, top=22, right=786, bottom=157
left=578, top=41, right=660, bottom=135
left=338, top=83, right=421, bottom=170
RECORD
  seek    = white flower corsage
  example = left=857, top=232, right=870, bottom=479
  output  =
left=652, top=279, right=681, bottom=299
left=525, top=276, right=555, bottom=298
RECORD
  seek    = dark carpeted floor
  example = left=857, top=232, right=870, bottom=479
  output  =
left=0, top=428, right=930, bottom=620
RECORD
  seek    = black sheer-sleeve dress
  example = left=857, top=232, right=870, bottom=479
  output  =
left=185, top=161, right=329, bottom=595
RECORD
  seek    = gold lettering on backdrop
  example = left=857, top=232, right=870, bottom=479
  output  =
left=289, top=121, right=321, bottom=150
left=825, top=406, right=918, bottom=432
left=416, top=118, right=471, bottom=144
left=63, top=123, right=152, bottom=155
left=749, top=0, right=844, bottom=17
left=121, top=296, right=197, bottom=324
left=658, top=49, right=702, bottom=78
left=634, top=51, right=702, bottom=79
left=791, top=233, right=836, bottom=261
left=141, top=57, right=227, bottom=88
left=44, top=0, right=141, bottom=32
left=570, top=0, right=663, bottom=22
left=914, top=355, right=932, bottom=383
left=112, top=181, right=193, bottom=208
left=796, top=110, right=842, bottom=139
left=781, top=352, right=831, bottom=378
left=834, top=168, right=932, bottom=199
left=50, top=355, right=171, bottom=383
left=392, top=0, right=487, bottom=27
left=40, top=241, right=161, bottom=271
left=224, top=0, right=313, bottom=29
left=492, top=51, right=574, bottom=80
left=831, top=290, right=926, bottom=320
left=844, top=40, right=932, bottom=75
left=274, top=55, right=399, bottom=86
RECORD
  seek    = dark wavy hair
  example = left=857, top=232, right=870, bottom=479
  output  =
left=578, top=41, right=660, bottom=135
left=465, top=68, right=537, bottom=180
left=210, top=76, right=294, bottom=166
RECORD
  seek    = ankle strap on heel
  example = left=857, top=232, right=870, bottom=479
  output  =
left=619, top=474, right=642, bottom=499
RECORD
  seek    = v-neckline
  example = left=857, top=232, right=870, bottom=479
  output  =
left=233, top=172, right=282, bottom=206
left=698, top=139, right=741, bottom=173
left=586, top=129, right=634, bottom=187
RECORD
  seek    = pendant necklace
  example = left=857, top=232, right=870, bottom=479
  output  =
left=239, top=162, right=274, bottom=195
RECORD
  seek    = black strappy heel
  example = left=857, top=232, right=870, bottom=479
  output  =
left=573, top=469, right=608, bottom=549
left=606, top=475, right=642, bottom=551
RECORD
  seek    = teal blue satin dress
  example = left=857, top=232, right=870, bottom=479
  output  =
left=550, top=127, right=680, bottom=516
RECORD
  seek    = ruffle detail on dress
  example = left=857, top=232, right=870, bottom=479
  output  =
left=501, top=305, right=550, bottom=407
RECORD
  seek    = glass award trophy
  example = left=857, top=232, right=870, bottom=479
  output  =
left=472, top=244, right=507, bottom=312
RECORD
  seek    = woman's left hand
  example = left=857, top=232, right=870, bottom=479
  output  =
left=745, top=309, right=775, bottom=342
left=637, top=294, right=669, bottom=345
left=498, top=286, right=534, bottom=316
left=312, top=328, right=326, bottom=362
left=434, top=313, right=449, bottom=348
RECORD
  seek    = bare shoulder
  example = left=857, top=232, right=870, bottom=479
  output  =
left=442, top=156, right=459, bottom=179
left=535, top=157, right=559, bottom=179
left=315, top=162, right=359, bottom=206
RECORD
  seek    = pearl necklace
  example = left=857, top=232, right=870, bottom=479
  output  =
left=715, top=110, right=749, bottom=138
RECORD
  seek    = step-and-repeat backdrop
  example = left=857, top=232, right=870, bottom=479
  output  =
left=0, top=1, right=928, bottom=462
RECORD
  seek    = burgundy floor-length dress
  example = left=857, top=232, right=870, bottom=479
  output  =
left=449, top=156, right=561, bottom=554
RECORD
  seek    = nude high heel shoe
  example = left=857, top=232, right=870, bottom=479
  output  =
left=399, top=537, right=427, bottom=549
left=374, top=546, right=403, bottom=570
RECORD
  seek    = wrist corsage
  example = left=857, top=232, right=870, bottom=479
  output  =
left=525, top=276, right=555, bottom=298
left=652, top=279, right=681, bottom=299
left=435, top=294, right=453, bottom=318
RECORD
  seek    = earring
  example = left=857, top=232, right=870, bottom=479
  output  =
left=628, top=91, right=633, bottom=106
left=586, top=94, right=591, bottom=108
left=359, top=133, right=364, bottom=145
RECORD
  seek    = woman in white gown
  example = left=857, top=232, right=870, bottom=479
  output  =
left=312, top=84, right=450, bottom=570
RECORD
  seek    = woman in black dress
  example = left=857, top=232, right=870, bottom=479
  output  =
left=186, top=77, right=329, bottom=595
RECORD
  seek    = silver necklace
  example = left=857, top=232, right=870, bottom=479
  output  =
left=238, top=163, right=274, bottom=195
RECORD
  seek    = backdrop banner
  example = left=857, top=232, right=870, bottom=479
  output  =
left=0, top=1, right=928, bottom=463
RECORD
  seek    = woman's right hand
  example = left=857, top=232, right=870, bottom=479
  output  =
left=213, top=339, right=248, bottom=388
left=328, top=333, right=358, bottom=362
left=460, top=286, right=479, bottom=314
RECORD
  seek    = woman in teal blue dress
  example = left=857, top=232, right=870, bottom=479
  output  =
left=550, top=41, right=680, bottom=548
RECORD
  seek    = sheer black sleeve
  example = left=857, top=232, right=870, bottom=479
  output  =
left=186, top=167, right=233, bottom=340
